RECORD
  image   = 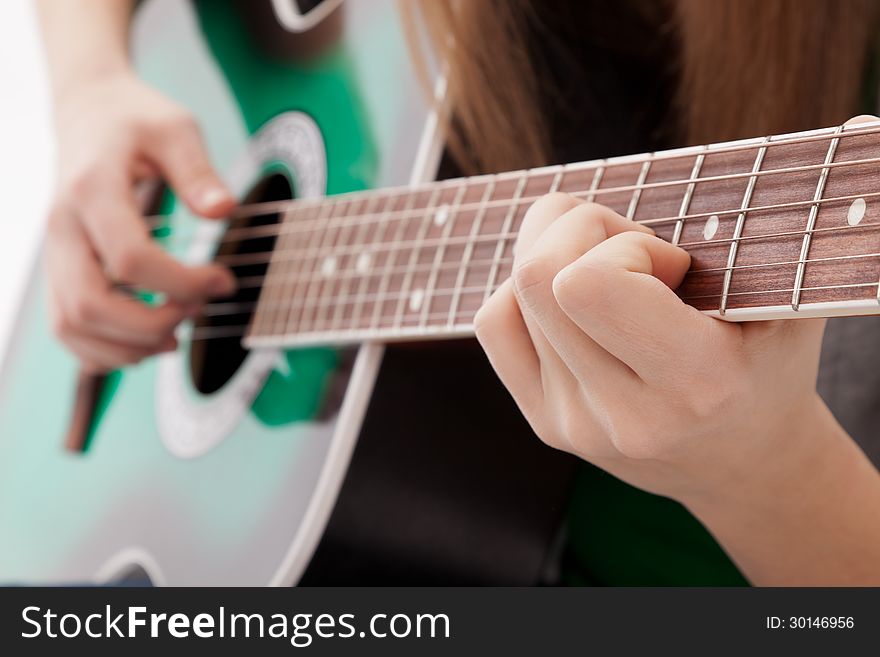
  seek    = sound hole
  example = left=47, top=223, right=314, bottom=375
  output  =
left=189, top=172, right=292, bottom=395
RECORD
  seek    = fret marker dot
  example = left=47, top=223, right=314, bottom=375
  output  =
left=703, top=214, right=719, bottom=240
left=355, top=252, right=372, bottom=274
left=409, top=288, right=425, bottom=312
left=434, top=204, right=450, bottom=227
left=321, top=256, right=337, bottom=277
left=848, top=198, right=866, bottom=226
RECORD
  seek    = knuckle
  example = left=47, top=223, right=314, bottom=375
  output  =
left=512, top=256, right=558, bottom=299
left=139, top=108, right=197, bottom=141
left=473, top=291, right=509, bottom=341
left=534, top=191, right=577, bottom=211
left=576, top=201, right=607, bottom=221
left=472, top=303, right=495, bottom=342
left=552, top=262, right=605, bottom=313
left=159, top=109, right=198, bottom=138
left=687, top=376, right=744, bottom=423
left=69, top=295, right=99, bottom=327
left=107, top=245, right=146, bottom=282
left=613, top=432, right=663, bottom=460
left=613, top=230, right=652, bottom=250
left=608, top=417, right=664, bottom=460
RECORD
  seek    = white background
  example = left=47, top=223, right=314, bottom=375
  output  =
left=0, top=0, right=52, bottom=355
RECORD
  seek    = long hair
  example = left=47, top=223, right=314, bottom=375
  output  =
left=402, top=0, right=880, bottom=174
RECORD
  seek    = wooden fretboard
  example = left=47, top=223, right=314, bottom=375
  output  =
left=243, top=122, right=880, bottom=349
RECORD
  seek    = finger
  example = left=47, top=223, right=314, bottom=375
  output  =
left=515, top=192, right=583, bottom=256
left=511, top=193, right=587, bottom=386
left=46, top=219, right=186, bottom=348
left=74, top=174, right=236, bottom=301
left=143, top=117, right=235, bottom=217
left=552, top=230, right=722, bottom=383
left=475, top=278, right=544, bottom=410
left=844, top=114, right=879, bottom=126
left=61, top=331, right=159, bottom=373
left=513, top=199, right=651, bottom=388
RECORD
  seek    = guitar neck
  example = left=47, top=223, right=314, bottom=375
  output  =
left=244, top=121, right=880, bottom=350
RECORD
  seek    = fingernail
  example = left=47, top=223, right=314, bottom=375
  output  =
left=199, top=186, right=232, bottom=210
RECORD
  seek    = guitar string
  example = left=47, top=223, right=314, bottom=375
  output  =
left=142, top=216, right=880, bottom=320
left=146, top=152, right=880, bottom=248
left=202, top=213, right=880, bottom=274
left=143, top=122, right=880, bottom=236
left=189, top=240, right=880, bottom=300
left=198, top=250, right=880, bottom=319
left=151, top=184, right=880, bottom=268
left=184, top=277, right=880, bottom=343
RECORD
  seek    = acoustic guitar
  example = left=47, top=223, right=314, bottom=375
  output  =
left=2, top=0, right=880, bottom=585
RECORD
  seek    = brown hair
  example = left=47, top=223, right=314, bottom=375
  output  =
left=402, top=0, right=880, bottom=174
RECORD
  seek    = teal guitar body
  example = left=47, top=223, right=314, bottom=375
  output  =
left=0, top=0, right=433, bottom=585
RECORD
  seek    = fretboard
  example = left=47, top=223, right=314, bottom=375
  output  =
left=244, top=121, right=880, bottom=349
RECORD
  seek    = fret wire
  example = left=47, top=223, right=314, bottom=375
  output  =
left=311, top=198, right=357, bottom=330
left=691, top=250, right=880, bottom=276
left=250, top=206, right=287, bottom=338
left=792, top=124, right=843, bottom=311
left=313, top=196, right=364, bottom=331
left=389, top=186, right=442, bottom=329
left=626, top=158, right=653, bottom=219
left=369, top=191, right=418, bottom=329
left=278, top=201, right=332, bottom=336
left=328, top=194, right=379, bottom=331
left=348, top=194, right=398, bottom=331
left=548, top=165, right=565, bottom=193
left=447, top=176, right=497, bottom=326
left=586, top=165, right=605, bottom=202
left=720, top=137, right=770, bottom=315
left=250, top=282, right=507, bottom=319
left=672, top=148, right=707, bottom=245
left=482, top=171, right=530, bottom=304
left=684, top=280, right=880, bottom=302
left=279, top=203, right=333, bottom=333
left=294, top=198, right=348, bottom=334
left=268, top=206, right=304, bottom=338
left=419, top=180, right=473, bottom=329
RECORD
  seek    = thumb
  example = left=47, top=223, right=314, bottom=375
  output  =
left=146, top=118, right=236, bottom=218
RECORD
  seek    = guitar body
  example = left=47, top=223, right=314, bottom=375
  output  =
left=0, top=0, right=431, bottom=585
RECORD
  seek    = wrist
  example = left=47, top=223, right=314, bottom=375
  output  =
left=680, top=397, right=880, bottom=585
left=52, top=61, right=134, bottom=107
left=682, top=394, right=846, bottom=517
